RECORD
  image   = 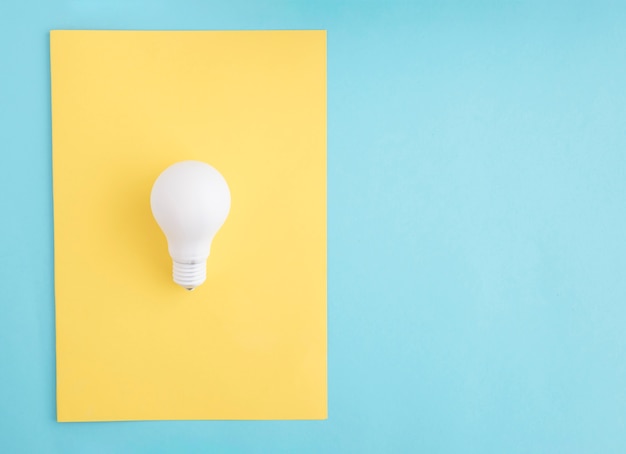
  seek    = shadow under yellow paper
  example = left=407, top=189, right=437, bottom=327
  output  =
left=51, top=30, right=326, bottom=421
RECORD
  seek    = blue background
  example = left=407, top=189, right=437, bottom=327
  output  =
left=2, top=1, right=626, bottom=452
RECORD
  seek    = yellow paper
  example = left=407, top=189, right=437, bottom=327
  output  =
left=51, top=30, right=326, bottom=421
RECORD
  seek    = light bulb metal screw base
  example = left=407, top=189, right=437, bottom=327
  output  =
left=173, top=260, right=206, bottom=291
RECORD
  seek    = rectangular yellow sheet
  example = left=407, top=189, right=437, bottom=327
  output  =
left=51, top=30, right=326, bottom=421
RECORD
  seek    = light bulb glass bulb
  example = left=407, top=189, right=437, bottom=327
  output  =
left=150, top=160, right=231, bottom=290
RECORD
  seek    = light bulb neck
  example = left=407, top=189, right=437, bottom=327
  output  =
left=172, top=260, right=206, bottom=290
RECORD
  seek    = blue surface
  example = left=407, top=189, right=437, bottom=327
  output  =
left=2, top=0, right=626, bottom=452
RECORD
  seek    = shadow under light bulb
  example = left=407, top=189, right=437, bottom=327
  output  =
left=150, top=160, right=231, bottom=291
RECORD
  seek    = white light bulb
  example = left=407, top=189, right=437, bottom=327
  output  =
left=150, top=160, right=231, bottom=291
